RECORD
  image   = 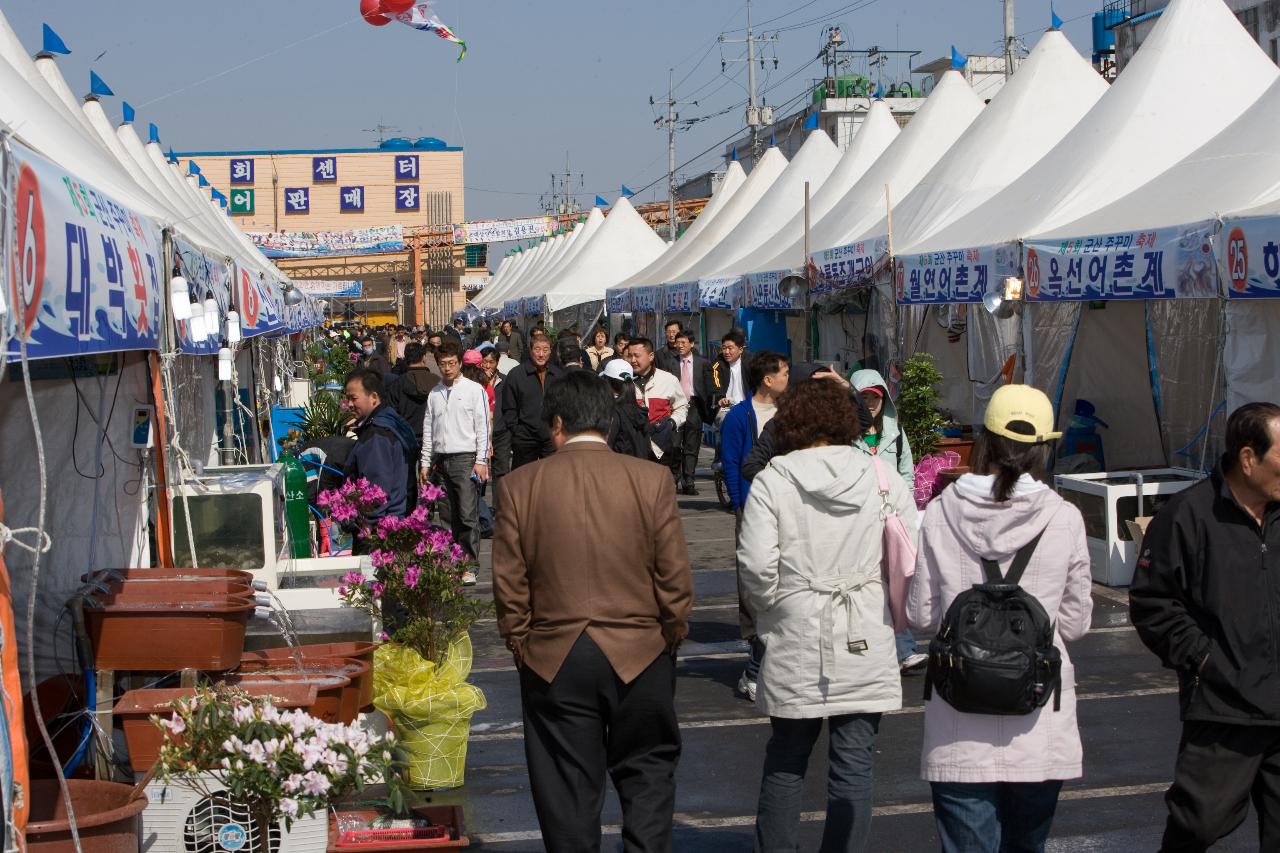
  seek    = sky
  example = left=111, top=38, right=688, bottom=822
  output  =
left=4, top=1, right=1104, bottom=223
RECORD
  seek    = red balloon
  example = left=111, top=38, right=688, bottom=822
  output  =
left=380, top=0, right=414, bottom=13
left=360, top=0, right=391, bottom=25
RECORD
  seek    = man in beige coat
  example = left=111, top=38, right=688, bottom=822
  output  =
left=493, top=369, right=693, bottom=853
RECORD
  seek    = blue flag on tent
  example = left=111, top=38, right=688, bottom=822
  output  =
left=187, top=161, right=201, bottom=176
left=874, top=81, right=885, bottom=99
left=165, top=148, right=176, bottom=163
left=951, top=46, right=967, bottom=70
left=621, top=184, right=635, bottom=198
left=769, top=132, right=776, bottom=147
left=1051, top=3, right=1063, bottom=29
left=594, top=195, right=609, bottom=207
left=803, top=112, right=819, bottom=131
left=41, top=24, right=70, bottom=55
left=122, top=101, right=135, bottom=123
left=198, top=174, right=210, bottom=188
left=89, top=70, right=114, bottom=97
left=149, top=123, right=160, bottom=144
left=731, top=146, right=738, bottom=161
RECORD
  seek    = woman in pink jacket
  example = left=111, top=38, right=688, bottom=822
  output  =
left=908, top=385, right=1093, bottom=853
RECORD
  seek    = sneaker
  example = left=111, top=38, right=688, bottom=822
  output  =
left=736, top=671, right=757, bottom=702
left=900, top=652, right=929, bottom=673
left=461, top=571, right=478, bottom=586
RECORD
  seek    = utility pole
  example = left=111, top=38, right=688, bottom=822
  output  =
left=540, top=152, right=584, bottom=216
left=721, top=0, right=779, bottom=167
left=1004, top=0, right=1018, bottom=78
left=652, top=69, right=699, bottom=242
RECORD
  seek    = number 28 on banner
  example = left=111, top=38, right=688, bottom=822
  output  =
left=12, top=163, right=46, bottom=338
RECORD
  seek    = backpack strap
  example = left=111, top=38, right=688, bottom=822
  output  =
left=979, top=530, right=1046, bottom=585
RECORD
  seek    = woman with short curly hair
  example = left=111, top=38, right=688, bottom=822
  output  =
left=739, top=379, right=918, bottom=852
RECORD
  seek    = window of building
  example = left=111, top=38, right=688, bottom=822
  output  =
left=1271, top=35, right=1280, bottom=64
left=1237, top=6, right=1260, bottom=43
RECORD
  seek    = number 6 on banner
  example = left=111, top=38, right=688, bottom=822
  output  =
left=12, top=163, right=45, bottom=339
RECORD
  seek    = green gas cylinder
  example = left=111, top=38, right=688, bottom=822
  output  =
left=280, top=452, right=312, bottom=559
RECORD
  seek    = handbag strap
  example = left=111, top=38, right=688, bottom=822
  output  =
left=871, top=454, right=893, bottom=520
left=979, top=531, right=1046, bottom=585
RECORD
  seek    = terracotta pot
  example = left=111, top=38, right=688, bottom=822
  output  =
left=330, top=804, right=469, bottom=850
left=26, top=779, right=147, bottom=852
left=225, top=672, right=352, bottom=723
left=236, top=659, right=367, bottom=722
left=937, top=437, right=976, bottom=468
left=96, top=580, right=254, bottom=600
left=82, top=567, right=254, bottom=585
left=244, top=642, right=377, bottom=709
left=85, top=596, right=255, bottom=671
left=114, top=684, right=319, bottom=773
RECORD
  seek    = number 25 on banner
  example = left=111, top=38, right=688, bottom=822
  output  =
left=12, top=163, right=46, bottom=338
left=1227, top=226, right=1248, bottom=293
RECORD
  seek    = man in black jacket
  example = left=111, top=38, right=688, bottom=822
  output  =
left=1131, top=402, right=1280, bottom=852
left=384, top=342, right=440, bottom=443
left=670, top=329, right=711, bottom=495
left=501, top=336, right=564, bottom=469
left=342, top=369, right=418, bottom=521
left=498, top=320, right=526, bottom=363
left=655, top=319, right=682, bottom=375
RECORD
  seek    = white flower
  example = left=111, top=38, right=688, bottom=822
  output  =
left=232, top=704, right=255, bottom=725
left=301, top=771, right=331, bottom=797
left=245, top=741, right=268, bottom=763
left=280, top=798, right=299, bottom=818
left=282, top=774, right=303, bottom=794
left=164, top=714, right=186, bottom=735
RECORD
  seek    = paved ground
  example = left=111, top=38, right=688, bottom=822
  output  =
left=427, top=457, right=1260, bottom=852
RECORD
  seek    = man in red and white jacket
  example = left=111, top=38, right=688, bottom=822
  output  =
left=625, top=337, right=688, bottom=472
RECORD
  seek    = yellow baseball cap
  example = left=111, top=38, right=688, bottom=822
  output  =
left=984, top=385, right=1063, bottom=444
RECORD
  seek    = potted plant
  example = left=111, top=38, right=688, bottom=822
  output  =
left=896, top=353, right=946, bottom=463
left=318, top=480, right=490, bottom=790
left=153, top=685, right=405, bottom=852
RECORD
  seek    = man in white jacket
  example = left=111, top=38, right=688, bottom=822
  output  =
left=626, top=337, right=688, bottom=473
left=419, top=341, right=490, bottom=584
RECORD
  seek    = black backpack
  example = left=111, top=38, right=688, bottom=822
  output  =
left=924, top=532, right=1063, bottom=716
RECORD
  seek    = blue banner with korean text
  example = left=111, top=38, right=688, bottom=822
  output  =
left=745, top=270, right=804, bottom=310
left=501, top=299, right=521, bottom=319
left=173, top=236, right=232, bottom=355
left=894, top=243, right=1019, bottom=305
left=5, top=140, right=163, bottom=362
left=1024, top=222, right=1217, bottom=301
left=698, top=276, right=744, bottom=310
left=1217, top=215, right=1280, bottom=298
left=663, top=281, right=698, bottom=314
left=520, top=295, right=545, bottom=317
left=813, top=236, right=889, bottom=294
left=631, top=285, right=661, bottom=314
left=605, top=287, right=632, bottom=314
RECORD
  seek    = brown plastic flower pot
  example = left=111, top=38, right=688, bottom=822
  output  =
left=26, top=778, right=147, bottom=852
left=114, top=684, right=320, bottom=773
left=82, top=567, right=254, bottom=585
left=97, top=580, right=254, bottom=600
left=244, top=643, right=377, bottom=710
left=234, top=659, right=367, bottom=723
left=225, top=673, right=352, bottom=723
left=85, top=596, right=256, bottom=671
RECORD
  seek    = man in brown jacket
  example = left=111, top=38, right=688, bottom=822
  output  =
left=493, top=369, right=693, bottom=853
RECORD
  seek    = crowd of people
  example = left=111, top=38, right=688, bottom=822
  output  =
left=319, top=317, right=1280, bottom=853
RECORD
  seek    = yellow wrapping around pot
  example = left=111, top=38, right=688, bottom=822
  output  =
left=373, top=635, right=487, bottom=789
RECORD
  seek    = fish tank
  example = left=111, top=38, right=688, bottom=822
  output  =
left=169, top=464, right=285, bottom=586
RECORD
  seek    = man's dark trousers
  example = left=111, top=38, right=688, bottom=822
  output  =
left=1159, top=721, right=1280, bottom=852
left=677, top=406, right=703, bottom=488
left=433, top=453, right=480, bottom=560
left=511, top=441, right=554, bottom=471
left=520, top=633, right=681, bottom=853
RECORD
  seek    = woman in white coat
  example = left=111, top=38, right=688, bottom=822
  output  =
left=908, top=385, right=1093, bottom=853
left=739, top=379, right=918, bottom=853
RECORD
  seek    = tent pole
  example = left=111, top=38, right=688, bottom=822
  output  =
left=148, top=351, right=174, bottom=568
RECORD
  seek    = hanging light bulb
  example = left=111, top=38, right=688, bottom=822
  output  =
left=272, top=374, right=283, bottom=392
left=188, top=299, right=207, bottom=342
left=202, top=297, right=219, bottom=341
left=225, top=309, right=242, bottom=344
left=217, top=346, right=233, bottom=381
left=169, top=275, right=192, bottom=321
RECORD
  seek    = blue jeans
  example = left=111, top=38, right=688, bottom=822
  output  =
left=756, top=713, right=880, bottom=853
left=895, top=629, right=918, bottom=663
left=931, top=781, right=1063, bottom=853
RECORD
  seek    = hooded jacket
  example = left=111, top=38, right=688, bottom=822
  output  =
left=849, top=369, right=914, bottom=488
left=908, top=473, right=1093, bottom=783
left=738, top=445, right=917, bottom=718
left=385, top=367, right=441, bottom=442
left=345, top=404, right=419, bottom=519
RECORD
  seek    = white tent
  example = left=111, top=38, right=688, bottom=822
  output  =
left=916, top=0, right=1278, bottom=256
left=502, top=207, right=606, bottom=308
left=888, top=30, right=1109, bottom=253
left=539, top=198, right=666, bottom=312
left=619, top=160, right=747, bottom=288
left=478, top=236, right=559, bottom=309
left=497, top=228, right=580, bottom=306
left=476, top=247, right=536, bottom=310
left=753, top=70, right=985, bottom=272
left=691, top=131, right=840, bottom=278
left=628, top=147, right=789, bottom=291
left=729, top=100, right=900, bottom=276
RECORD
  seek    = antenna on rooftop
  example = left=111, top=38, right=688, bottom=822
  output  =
left=362, top=122, right=401, bottom=145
